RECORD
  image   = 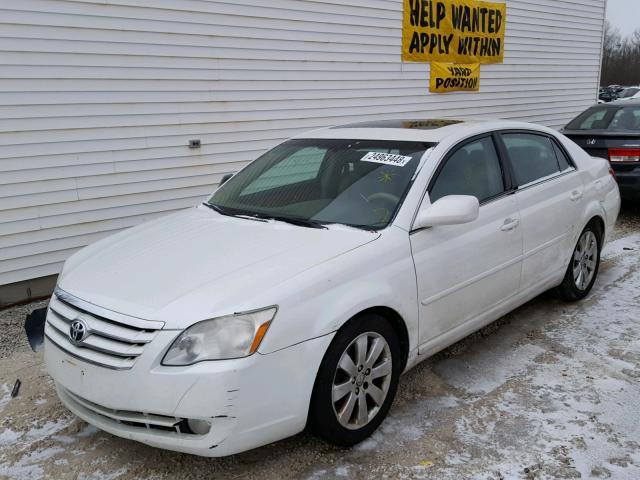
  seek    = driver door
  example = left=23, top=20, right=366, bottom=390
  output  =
left=409, top=135, right=523, bottom=350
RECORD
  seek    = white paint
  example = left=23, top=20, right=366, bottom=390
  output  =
left=0, top=0, right=607, bottom=286
left=413, top=195, right=479, bottom=229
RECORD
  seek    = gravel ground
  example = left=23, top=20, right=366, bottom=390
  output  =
left=612, top=201, right=640, bottom=240
left=1, top=205, right=639, bottom=480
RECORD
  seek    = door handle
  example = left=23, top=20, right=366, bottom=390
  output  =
left=570, top=190, right=583, bottom=201
left=501, top=218, right=520, bottom=231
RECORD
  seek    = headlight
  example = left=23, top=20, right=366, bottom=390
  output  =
left=162, top=307, right=277, bottom=366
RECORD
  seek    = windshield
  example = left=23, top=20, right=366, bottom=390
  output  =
left=566, top=106, right=640, bottom=131
left=207, top=139, right=432, bottom=230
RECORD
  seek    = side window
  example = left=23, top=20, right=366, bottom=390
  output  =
left=551, top=141, right=573, bottom=171
left=502, top=133, right=562, bottom=187
left=241, top=147, right=326, bottom=195
left=430, top=137, right=505, bottom=204
left=610, top=108, right=640, bottom=130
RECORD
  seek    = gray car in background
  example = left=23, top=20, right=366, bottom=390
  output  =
left=562, top=100, right=640, bottom=199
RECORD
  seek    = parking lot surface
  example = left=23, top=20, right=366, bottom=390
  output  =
left=1, top=205, right=639, bottom=480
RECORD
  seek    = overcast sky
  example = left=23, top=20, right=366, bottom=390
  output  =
left=606, top=0, right=639, bottom=37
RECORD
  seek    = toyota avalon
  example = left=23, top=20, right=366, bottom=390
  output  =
left=45, top=119, right=620, bottom=456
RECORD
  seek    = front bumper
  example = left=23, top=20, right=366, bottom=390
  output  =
left=45, top=331, right=334, bottom=457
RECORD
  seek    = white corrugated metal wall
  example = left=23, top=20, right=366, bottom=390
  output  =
left=0, top=0, right=606, bottom=290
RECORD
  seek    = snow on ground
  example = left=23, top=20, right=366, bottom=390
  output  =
left=0, top=384, right=12, bottom=412
left=0, top=225, right=639, bottom=479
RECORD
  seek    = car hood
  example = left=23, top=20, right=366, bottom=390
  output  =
left=58, top=206, right=379, bottom=326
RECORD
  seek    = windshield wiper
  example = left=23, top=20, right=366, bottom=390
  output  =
left=203, top=203, right=326, bottom=229
left=251, top=213, right=327, bottom=229
left=202, top=202, right=232, bottom=216
left=201, top=202, right=268, bottom=222
left=272, top=216, right=327, bottom=229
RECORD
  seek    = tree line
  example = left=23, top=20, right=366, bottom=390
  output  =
left=601, top=20, right=640, bottom=87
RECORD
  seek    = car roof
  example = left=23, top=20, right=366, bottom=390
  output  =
left=294, top=118, right=539, bottom=143
left=606, top=99, right=640, bottom=106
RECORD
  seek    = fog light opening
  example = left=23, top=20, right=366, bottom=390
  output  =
left=187, top=418, right=211, bottom=435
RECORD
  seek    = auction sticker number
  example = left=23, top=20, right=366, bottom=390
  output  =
left=361, top=152, right=413, bottom=167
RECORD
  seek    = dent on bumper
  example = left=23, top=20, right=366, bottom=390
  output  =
left=46, top=332, right=335, bottom=457
left=56, top=383, right=236, bottom=454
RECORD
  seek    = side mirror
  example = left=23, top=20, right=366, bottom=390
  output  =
left=219, top=173, right=234, bottom=186
left=413, top=195, right=479, bottom=230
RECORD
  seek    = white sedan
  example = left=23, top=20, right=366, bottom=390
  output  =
left=44, top=119, right=620, bottom=456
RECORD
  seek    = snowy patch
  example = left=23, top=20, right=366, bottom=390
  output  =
left=78, top=467, right=129, bottom=480
left=0, top=446, right=65, bottom=480
left=359, top=394, right=462, bottom=452
left=25, top=419, right=73, bottom=443
left=435, top=343, right=546, bottom=395
left=0, top=383, right=12, bottom=411
left=334, top=466, right=350, bottom=477
left=0, top=428, right=22, bottom=447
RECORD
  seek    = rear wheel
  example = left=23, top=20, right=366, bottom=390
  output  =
left=308, top=314, right=401, bottom=446
left=556, top=224, right=601, bottom=301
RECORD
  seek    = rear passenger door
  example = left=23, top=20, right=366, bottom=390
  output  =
left=498, top=131, right=583, bottom=291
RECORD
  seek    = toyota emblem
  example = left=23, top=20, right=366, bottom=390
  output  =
left=69, top=319, right=88, bottom=345
left=586, top=139, right=597, bottom=146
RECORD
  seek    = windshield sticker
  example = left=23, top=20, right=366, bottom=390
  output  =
left=361, top=152, right=413, bottom=167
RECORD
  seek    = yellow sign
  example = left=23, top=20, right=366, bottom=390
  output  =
left=430, top=62, right=480, bottom=92
left=403, top=0, right=506, bottom=64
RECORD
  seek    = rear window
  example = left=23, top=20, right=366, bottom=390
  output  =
left=566, top=106, right=640, bottom=131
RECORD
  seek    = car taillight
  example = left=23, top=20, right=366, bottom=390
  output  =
left=608, top=148, right=640, bottom=162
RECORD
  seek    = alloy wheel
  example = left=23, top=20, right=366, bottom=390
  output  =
left=331, top=332, right=392, bottom=430
left=572, top=230, right=598, bottom=291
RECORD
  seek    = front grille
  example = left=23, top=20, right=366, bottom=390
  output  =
left=45, top=290, right=163, bottom=370
left=59, top=387, right=207, bottom=436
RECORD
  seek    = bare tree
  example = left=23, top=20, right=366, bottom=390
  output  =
left=601, top=21, right=640, bottom=86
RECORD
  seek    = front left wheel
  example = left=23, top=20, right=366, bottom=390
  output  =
left=307, top=314, right=402, bottom=447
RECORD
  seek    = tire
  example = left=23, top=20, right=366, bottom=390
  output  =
left=308, top=313, right=402, bottom=447
left=556, top=223, right=602, bottom=301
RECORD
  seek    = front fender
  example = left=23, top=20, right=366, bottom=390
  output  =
left=257, top=227, right=419, bottom=357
